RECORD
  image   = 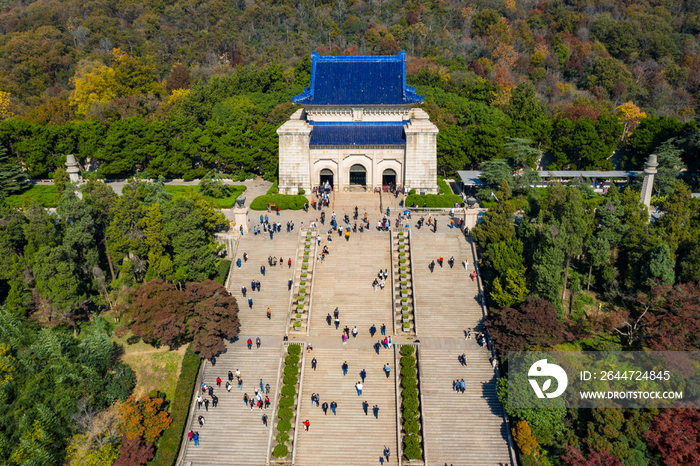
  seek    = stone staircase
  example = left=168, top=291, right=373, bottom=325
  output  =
left=420, top=348, right=511, bottom=466
left=294, top=348, right=398, bottom=466
left=391, top=229, right=415, bottom=336
left=308, top=233, right=393, bottom=337
left=227, top=231, right=299, bottom=335
left=289, top=229, right=318, bottom=334
left=182, top=339, right=282, bottom=466
left=411, top=228, right=485, bottom=338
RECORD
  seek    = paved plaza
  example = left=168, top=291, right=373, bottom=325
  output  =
left=180, top=191, right=513, bottom=466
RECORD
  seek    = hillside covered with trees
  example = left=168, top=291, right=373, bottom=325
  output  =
left=0, top=0, right=699, bottom=180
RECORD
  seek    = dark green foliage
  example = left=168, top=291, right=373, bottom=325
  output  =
left=284, top=365, right=298, bottom=377
left=287, top=344, right=301, bottom=355
left=213, top=260, right=231, bottom=285
left=276, top=419, right=292, bottom=432
left=400, top=345, right=415, bottom=356
left=102, top=362, right=137, bottom=405
left=277, top=408, right=294, bottom=420
left=401, top=376, right=417, bottom=389
left=199, top=171, right=230, bottom=198
left=400, top=365, right=416, bottom=379
left=272, top=444, right=289, bottom=458
left=151, top=346, right=200, bottom=466
left=281, top=385, right=296, bottom=397
left=279, top=396, right=295, bottom=408
left=275, top=432, right=290, bottom=444
left=249, top=194, right=307, bottom=211
left=282, top=374, right=298, bottom=386
left=0, top=143, right=28, bottom=197
left=405, top=193, right=462, bottom=209
left=404, top=418, right=420, bottom=435
left=400, top=355, right=416, bottom=367
left=285, top=354, right=300, bottom=365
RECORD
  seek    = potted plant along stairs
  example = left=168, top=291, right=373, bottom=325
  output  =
left=393, top=230, right=416, bottom=335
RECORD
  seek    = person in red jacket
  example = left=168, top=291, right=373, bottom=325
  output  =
left=216, top=377, right=221, bottom=387
left=247, top=338, right=253, bottom=349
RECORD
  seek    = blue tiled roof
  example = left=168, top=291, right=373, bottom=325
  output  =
left=309, top=121, right=407, bottom=146
left=294, top=52, right=423, bottom=106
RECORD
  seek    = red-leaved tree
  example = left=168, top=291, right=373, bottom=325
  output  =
left=486, top=297, right=565, bottom=354
left=644, top=409, right=700, bottom=466
left=644, top=284, right=700, bottom=351
left=130, top=279, right=239, bottom=358
left=113, top=435, right=154, bottom=466
left=562, top=445, right=621, bottom=466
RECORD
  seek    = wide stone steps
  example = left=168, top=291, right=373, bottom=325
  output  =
left=308, top=233, right=393, bottom=337
left=228, top=232, right=298, bottom=335
left=294, top=348, right=398, bottom=466
left=411, top=231, right=484, bottom=338
left=182, top=341, right=281, bottom=466
left=420, top=348, right=510, bottom=466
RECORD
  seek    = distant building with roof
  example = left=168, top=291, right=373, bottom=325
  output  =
left=277, top=51, right=439, bottom=194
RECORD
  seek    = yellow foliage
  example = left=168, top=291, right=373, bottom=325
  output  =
left=530, top=52, right=546, bottom=67
left=461, top=7, right=474, bottom=19
left=504, top=0, right=516, bottom=9
left=0, top=343, right=15, bottom=383
left=513, top=420, right=539, bottom=456
left=0, top=90, right=13, bottom=120
left=69, top=60, right=118, bottom=115
left=493, top=44, right=518, bottom=68
left=168, top=88, right=192, bottom=105
left=615, top=101, right=647, bottom=140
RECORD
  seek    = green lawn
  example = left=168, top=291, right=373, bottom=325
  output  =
left=5, top=185, right=59, bottom=208
left=164, top=184, right=246, bottom=208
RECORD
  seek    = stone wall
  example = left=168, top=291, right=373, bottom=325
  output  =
left=403, top=108, right=439, bottom=194
left=277, top=110, right=313, bottom=195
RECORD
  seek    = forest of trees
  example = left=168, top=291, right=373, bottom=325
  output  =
left=0, top=178, right=238, bottom=465
left=1, top=0, right=700, bottom=180
left=471, top=180, right=700, bottom=466
left=1, top=0, right=700, bottom=464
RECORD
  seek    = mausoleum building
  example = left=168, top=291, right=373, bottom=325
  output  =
left=277, top=52, right=439, bottom=194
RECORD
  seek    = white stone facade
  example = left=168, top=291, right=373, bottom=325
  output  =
left=277, top=107, right=439, bottom=194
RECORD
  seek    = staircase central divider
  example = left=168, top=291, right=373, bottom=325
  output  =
left=287, top=228, right=318, bottom=334
left=391, top=228, right=417, bottom=336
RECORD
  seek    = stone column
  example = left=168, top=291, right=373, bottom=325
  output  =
left=277, top=109, right=313, bottom=195
left=640, top=154, right=658, bottom=208
left=403, top=108, right=439, bottom=194
left=232, top=196, right=249, bottom=234
left=65, top=154, right=80, bottom=183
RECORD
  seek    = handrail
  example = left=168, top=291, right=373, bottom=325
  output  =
left=284, top=229, right=303, bottom=334
left=265, top=344, right=286, bottom=465
left=291, top=343, right=307, bottom=466
left=175, top=358, right=206, bottom=466
left=468, top=234, right=519, bottom=466
left=407, top=228, right=418, bottom=337
left=305, top=228, right=319, bottom=336
left=389, top=230, right=396, bottom=337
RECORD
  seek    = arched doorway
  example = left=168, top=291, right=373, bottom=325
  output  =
left=349, top=164, right=367, bottom=187
left=320, top=168, right=333, bottom=188
left=382, top=168, right=397, bottom=188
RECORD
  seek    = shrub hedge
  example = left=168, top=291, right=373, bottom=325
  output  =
left=400, top=345, right=415, bottom=356
left=151, top=346, right=201, bottom=466
left=250, top=194, right=307, bottom=211
left=281, top=384, right=296, bottom=397
left=278, top=407, right=294, bottom=420
left=399, top=344, right=422, bottom=461
left=279, top=396, right=295, bottom=407
left=405, top=193, right=462, bottom=208
left=277, top=419, right=292, bottom=432
left=288, top=344, right=301, bottom=355
left=285, top=354, right=300, bottom=365
left=276, top=432, right=290, bottom=444
left=273, top=444, right=289, bottom=459
left=284, top=365, right=299, bottom=376
left=283, top=374, right=298, bottom=386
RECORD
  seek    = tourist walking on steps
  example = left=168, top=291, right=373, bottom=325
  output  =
left=322, top=402, right=328, bottom=415
left=312, top=358, right=317, bottom=370
left=326, top=313, right=332, bottom=326
left=262, top=414, right=268, bottom=428
left=266, top=383, right=270, bottom=394
left=352, top=326, right=358, bottom=338
left=193, top=431, right=200, bottom=446
left=256, top=337, right=261, bottom=348
left=384, top=363, right=391, bottom=378
left=303, top=420, right=310, bottom=432
left=363, top=400, right=369, bottom=415
left=247, top=338, right=253, bottom=349
left=360, top=368, right=366, bottom=383
left=373, top=405, right=379, bottom=418
left=342, top=361, right=349, bottom=375
left=370, top=324, right=376, bottom=337
left=374, top=341, right=381, bottom=354
left=331, top=401, right=337, bottom=415
left=356, top=381, right=363, bottom=395
left=373, top=278, right=378, bottom=291
left=248, top=298, right=253, bottom=308
left=238, top=379, right=243, bottom=390
left=335, top=317, right=340, bottom=330
left=381, top=323, right=386, bottom=336
left=198, top=415, right=205, bottom=427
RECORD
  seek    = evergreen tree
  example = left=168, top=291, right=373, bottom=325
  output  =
left=0, top=143, right=28, bottom=197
